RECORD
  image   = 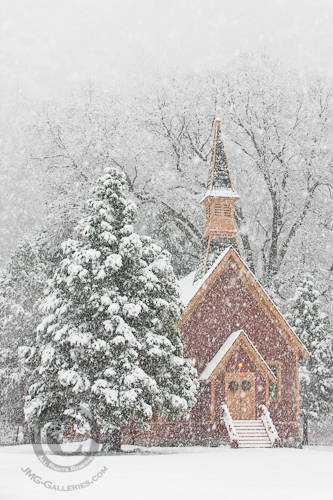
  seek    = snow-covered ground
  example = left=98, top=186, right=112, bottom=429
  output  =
left=1, top=441, right=332, bottom=500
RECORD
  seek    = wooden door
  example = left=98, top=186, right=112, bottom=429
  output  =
left=225, top=372, right=255, bottom=420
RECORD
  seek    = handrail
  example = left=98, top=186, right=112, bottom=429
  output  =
left=221, top=402, right=239, bottom=448
left=258, top=404, right=280, bottom=447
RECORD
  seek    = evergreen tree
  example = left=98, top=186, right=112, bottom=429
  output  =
left=0, top=240, right=49, bottom=440
left=24, top=167, right=198, bottom=451
left=286, top=274, right=333, bottom=444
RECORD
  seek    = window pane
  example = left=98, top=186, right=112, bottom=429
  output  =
left=214, top=204, right=222, bottom=216
left=241, top=380, right=251, bottom=391
left=268, top=363, right=279, bottom=399
left=228, top=381, right=238, bottom=392
left=223, top=204, right=231, bottom=217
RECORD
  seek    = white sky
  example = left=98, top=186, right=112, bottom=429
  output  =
left=1, top=0, right=333, bottom=106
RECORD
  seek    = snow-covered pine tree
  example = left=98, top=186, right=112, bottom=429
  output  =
left=24, top=167, right=198, bottom=451
left=0, top=240, right=49, bottom=441
left=286, top=274, right=333, bottom=444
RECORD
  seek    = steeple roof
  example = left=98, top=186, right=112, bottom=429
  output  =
left=208, top=117, right=233, bottom=191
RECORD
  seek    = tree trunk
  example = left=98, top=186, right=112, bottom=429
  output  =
left=102, top=427, right=122, bottom=453
left=23, top=423, right=32, bottom=444
left=91, top=423, right=103, bottom=444
left=303, top=415, right=309, bottom=445
left=266, top=197, right=279, bottom=282
left=31, top=424, right=41, bottom=444
left=235, top=206, right=256, bottom=274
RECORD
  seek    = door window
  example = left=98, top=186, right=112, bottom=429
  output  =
left=228, top=381, right=238, bottom=392
left=241, top=380, right=251, bottom=391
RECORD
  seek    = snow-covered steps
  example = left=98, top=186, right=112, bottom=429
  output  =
left=233, top=419, right=272, bottom=448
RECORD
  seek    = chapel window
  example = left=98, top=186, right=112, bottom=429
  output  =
left=268, top=363, right=280, bottom=400
left=241, top=380, right=251, bottom=391
left=214, top=203, right=222, bottom=216
left=223, top=203, right=232, bottom=217
left=228, top=381, right=238, bottom=392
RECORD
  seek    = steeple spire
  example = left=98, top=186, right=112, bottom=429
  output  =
left=208, top=116, right=232, bottom=190
left=194, top=114, right=240, bottom=281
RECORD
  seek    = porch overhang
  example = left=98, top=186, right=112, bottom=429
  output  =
left=199, top=329, right=276, bottom=383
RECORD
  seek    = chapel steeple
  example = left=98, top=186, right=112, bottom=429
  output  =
left=194, top=114, right=240, bottom=281
left=207, top=115, right=232, bottom=190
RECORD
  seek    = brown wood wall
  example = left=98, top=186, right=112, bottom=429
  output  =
left=181, top=265, right=299, bottom=428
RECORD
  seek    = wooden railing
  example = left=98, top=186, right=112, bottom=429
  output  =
left=221, top=402, right=239, bottom=448
left=258, top=404, right=280, bottom=447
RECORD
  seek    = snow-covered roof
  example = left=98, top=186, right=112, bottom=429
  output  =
left=200, top=188, right=239, bottom=203
left=199, top=330, right=276, bottom=381
left=178, top=246, right=232, bottom=306
left=178, top=271, right=196, bottom=306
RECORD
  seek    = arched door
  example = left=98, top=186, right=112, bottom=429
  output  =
left=225, top=372, right=255, bottom=419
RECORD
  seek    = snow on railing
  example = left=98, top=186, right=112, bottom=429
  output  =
left=221, top=402, right=239, bottom=448
left=258, top=404, right=280, bottom=447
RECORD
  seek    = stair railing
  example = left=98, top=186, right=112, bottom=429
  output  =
left=221, top=402, right=239, bottom=448
left=258, top=404, right=280, bottom=447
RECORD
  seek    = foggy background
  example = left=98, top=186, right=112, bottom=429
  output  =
left=2, top=0, right=333, bottom=102
left=1, top=0, right=333, bottom=264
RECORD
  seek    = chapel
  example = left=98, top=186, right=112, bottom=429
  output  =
left=124, top=115, right=309, bottom=448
